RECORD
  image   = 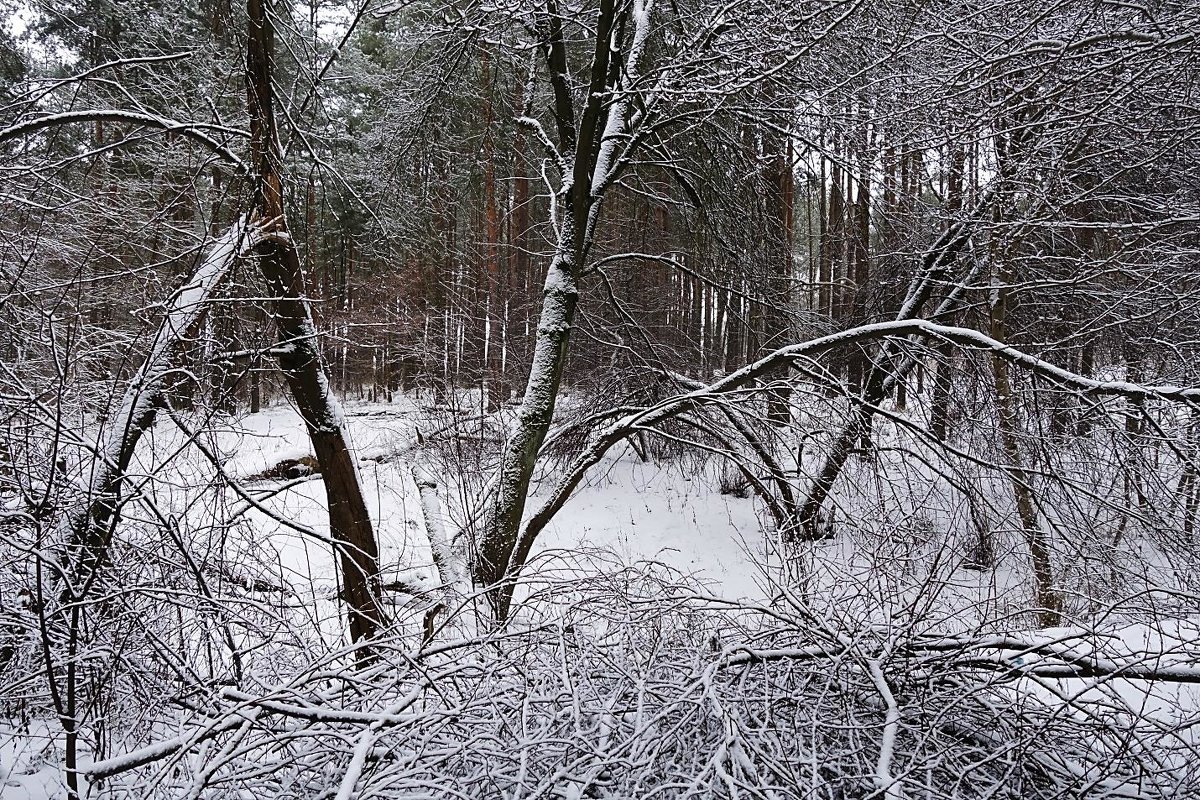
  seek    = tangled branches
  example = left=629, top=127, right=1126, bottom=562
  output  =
left=11, top=558, right=1190, bottom=799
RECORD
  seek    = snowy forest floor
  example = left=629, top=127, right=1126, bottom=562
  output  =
left=4, top=396, right=1200, bottom=798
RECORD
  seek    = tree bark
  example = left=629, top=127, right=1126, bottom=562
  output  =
left=246, top=0, right=383, bottom=651
left=476, top=220, right=580, bottom=613
left=475, top=0, right=652, bottom=619
left=481, top=47, right=508, bottom=411
left=761, top=119, right=794, bottom=426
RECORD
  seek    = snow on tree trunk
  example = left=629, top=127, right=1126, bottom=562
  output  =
left=414, top=466, right=469, bottom=597
left=476, top=227, right=579, bottom=615
left=413, top=465, right=475, bottom=640
left=56, top=221, right=253, bottom=593
left=472, top=0, right=657, bottom=620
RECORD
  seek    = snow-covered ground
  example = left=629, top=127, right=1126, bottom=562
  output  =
left=4, top=396, right=1200, bottom=797
left=2, top=725, right=62, bottom=800
left=176, top=400, right=776, bottom=605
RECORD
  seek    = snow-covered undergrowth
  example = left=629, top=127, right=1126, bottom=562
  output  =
left=7, top=561, right=1200, bottom=798
left=3, top=391, right=1200, bottom=797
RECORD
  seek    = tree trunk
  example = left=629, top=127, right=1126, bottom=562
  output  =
left=989, top=274, right=1062, bottom=627
left=481, top=47, right=507, bottom=411
left=475, top=0, right=651, bottom=619
left=846, top=140, right=872, bottom=396
left=1075, top=340, right=1094, bottom=437
left=58, top=225, right=250, bottom=595
left=246, top=0, right=383, bottom=652
left=761, top=116, right=794, bottom=426
left=930, top=344, right=953, bottom=440
left=476, top=220, right=580, bottom=613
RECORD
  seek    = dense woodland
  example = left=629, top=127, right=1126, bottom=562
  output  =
left=4, top=0, right=1200, bottom=797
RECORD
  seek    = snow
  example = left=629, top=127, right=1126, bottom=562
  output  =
left=167, top=400, right=770, bottom=605
left=116, top=383, right=1197, bottom=627
left=8, top=385, right=1200, bottom=795
left=528, top=451, right=771, bottom=601
left=0, top=724, right=63, bottom=800
left=150, top=392, right=1185, bottom=637
left=203, top=403, right=436, bottom=597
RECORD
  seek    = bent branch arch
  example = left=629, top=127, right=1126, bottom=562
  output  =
left=0, top=110, right=248, bottom=171
left=510, top=318, right=1200, bottom=574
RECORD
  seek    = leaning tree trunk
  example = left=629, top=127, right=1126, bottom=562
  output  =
left=55, top=224, right=251, bottom=595
left=796, top=192, right=993, bottom=539
left=794, top=118, right=1036, bottom=541
left=48, top=224, right=252, bottom=800
left=246, top=0, right=383, bottom=650
left=476, top=215, right=582, bottom=616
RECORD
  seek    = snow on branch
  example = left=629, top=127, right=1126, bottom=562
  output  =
left=0, top=110, right=248, bottom=171
left=71, top=586, right=1200, bottom=793
left=83, top=712, right=256, bottom=780
left=913, top=632, right=1200, bottom=684
left=83, top=680, right=431, bottom=781
left=515, top=318, right=1200, bottom=561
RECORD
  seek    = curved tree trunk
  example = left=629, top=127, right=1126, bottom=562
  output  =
left=56, top=224, right=250, bottom=596
left=476, top=219, right=581, bottom=616
left=796, top=191, right=993, bottom=539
